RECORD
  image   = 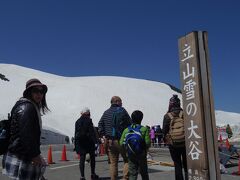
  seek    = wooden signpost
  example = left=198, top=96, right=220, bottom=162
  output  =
left=178, top=31, right=220, bottom=180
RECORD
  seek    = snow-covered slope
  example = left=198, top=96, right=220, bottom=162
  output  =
left=215, top=111, right=240, bottom=126
left=0, top=64, right=239, bottom=138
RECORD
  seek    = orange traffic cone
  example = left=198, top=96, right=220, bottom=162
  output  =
left=99, top=144, right=102, bottom=156
left=47, top=145, right=55, bottom=164
left=60, top=145, right=68, bottom=161
left=99, top=144, right=105, bottom=156
left=226, top=138, right=230, bottom=149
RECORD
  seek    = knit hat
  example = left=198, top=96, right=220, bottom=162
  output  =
left=81, top=107, right=90, bottom=114
left=168, top=94, right=181, bottom=112
left=23, top=78, right=48, bottom=97
left=170, top=94, right=180, bottom=105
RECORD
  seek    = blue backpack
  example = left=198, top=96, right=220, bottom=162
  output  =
left=112, top=107, right=130, bottom=140
left=125, top=125, right=145, bottom=156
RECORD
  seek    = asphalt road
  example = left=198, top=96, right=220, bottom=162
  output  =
left=0, top=145, right=239, bottom=180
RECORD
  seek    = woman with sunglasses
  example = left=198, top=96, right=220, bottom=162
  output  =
left=2, top=78, right=49, bottom=180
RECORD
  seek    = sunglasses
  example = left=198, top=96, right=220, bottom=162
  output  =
left=31, top=88, right=45, bottom=94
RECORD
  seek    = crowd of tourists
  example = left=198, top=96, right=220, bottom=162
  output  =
left=1, top=78, right=188, bottom=180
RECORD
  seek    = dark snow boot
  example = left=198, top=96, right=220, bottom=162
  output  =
left=91, top=174, right=99, bottom=180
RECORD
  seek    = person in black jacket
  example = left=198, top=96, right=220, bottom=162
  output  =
left=162, top=95, right=188, bottom=180
left=75, top=107, right=99, bottom=180
left=2, top=78, right=49, bottom=180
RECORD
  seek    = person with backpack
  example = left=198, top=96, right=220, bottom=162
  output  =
left=74, top=107, right=99, bottom=180
left=162, top=94, right=188, bottom=180
left=98, top=96, right=131, bottom=180
left=120, top=110, right=151, bottom=180
left=2, top=78, right=49, bottom=180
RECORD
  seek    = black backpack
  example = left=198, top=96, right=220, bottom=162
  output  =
left=0, top=119, right=11, bottom=155
left=76, top=120, right=91, bottom=139
left=0, top=104, right=22, bottom=155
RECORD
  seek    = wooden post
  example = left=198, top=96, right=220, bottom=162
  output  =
left=178, top=31, right=220, bottom=180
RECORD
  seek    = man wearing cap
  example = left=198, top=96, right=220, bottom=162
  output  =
left=75, top=107, right=99, bottom=180
left=2, top=78, right=49, bottom=180
left=98, top=96, right=131, bottom=180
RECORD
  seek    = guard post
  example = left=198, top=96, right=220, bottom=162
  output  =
left=178, top=31, right=220, bottom=180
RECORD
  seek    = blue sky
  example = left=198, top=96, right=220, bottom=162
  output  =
left=0, top=0, right=239, bottom=113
